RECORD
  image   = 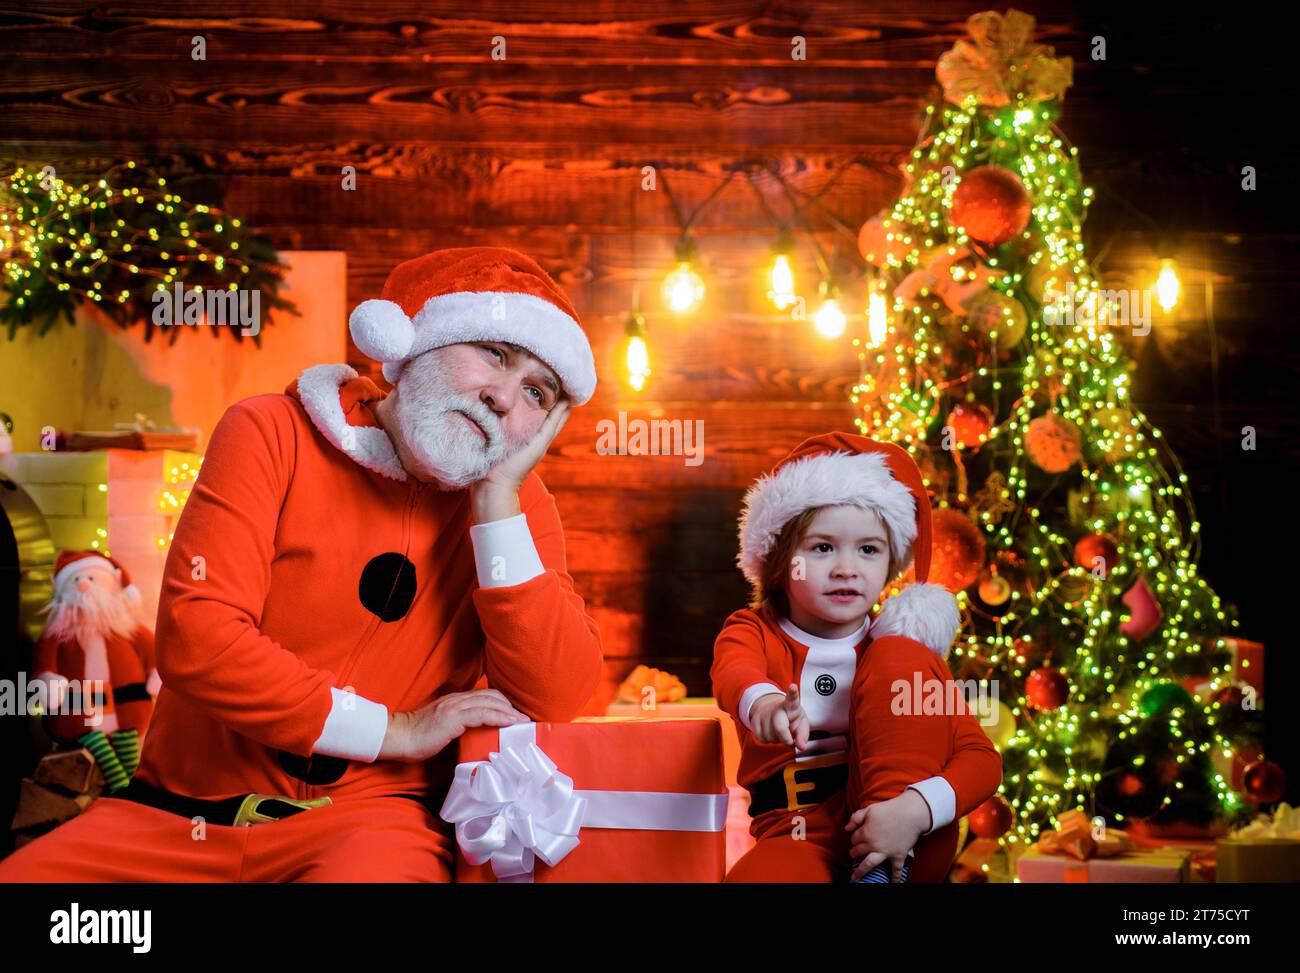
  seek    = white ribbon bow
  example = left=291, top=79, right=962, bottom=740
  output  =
left=440, top=722, right=728, bottom=881
left=440, top=733, right=586, bottom=882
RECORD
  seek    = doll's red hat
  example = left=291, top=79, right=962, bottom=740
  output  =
left=52, top=550, right=141, bottom=610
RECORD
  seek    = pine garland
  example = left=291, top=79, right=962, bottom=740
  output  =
left=0, top=159, right=297, bottom=342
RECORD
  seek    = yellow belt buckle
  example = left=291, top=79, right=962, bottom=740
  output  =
left=782, top=751, right=848, bottom=811
left=233, top=793, right=333, bottom=827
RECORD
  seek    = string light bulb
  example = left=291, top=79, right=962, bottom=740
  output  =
left=813, top=280, right=846, bottom=339
left=767, top=228, right=797, bottom=311
left=661, top=237, right=704, bottom=315
left=622, top=310, right=651, bottom=392
left=1155, top=257, right=1180, bottom=313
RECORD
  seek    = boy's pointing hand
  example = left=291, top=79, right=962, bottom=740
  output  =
left=784, top=683, right=811, bottom=751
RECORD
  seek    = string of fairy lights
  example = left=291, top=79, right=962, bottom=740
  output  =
left=87, top=457, right=202, bottom=559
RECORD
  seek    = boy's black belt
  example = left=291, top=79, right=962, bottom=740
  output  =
left=114, top=780, right=332, bottom=827
left=746, top=751, right=849, bottom=817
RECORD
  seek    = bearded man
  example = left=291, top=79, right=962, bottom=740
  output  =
left=0, top=246, right=603, bottom=882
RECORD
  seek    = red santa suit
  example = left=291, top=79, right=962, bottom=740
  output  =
left=0, top=246, right=603, bottom=882
left=713, top=432, right=1003, bottom=882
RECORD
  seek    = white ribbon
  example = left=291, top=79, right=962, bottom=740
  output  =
left=439, top=722, right=728, bottom=882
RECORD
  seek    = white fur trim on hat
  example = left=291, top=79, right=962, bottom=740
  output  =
left=349, top=299, right=416, bottom=363
left=870, top=582, right=961, bottom=658
left=737, top=450, right=917, bottom=587
left=295, top=363, right=408, bottom=482
left=381, top=291, right=597, bottom=405
left=53, top=554, right=119, bottom=594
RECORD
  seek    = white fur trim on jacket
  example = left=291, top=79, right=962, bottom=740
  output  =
left=870, top=582, right=961, bottom=658
left=295, top=363, right=408, bottom=482
left=737, top=450, right=917, bottom=587
left=361, top=291, right=596, bottom=405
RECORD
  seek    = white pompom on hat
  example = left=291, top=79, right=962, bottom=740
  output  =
left=349, top=246, right=597, bottom=404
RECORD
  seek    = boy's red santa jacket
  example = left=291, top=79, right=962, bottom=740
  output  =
left=135, top=363, right=603, bottom=804
left=712, top=601, right=1002, bottom=833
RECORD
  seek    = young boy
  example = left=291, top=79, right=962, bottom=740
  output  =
left=712, top=432, right=1003, bottom=882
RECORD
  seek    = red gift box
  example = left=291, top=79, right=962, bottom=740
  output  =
left=1224, top=638, right=1264, bottom=696
left=443, top=717, right=727, bottom=882
left=1186, top=637, right=1265, bottom=702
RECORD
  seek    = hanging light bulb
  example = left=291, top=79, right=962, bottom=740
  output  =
left=767, top=227, right=797, bottom=311
left=1155, top=257, right=1180, bottom=313
left=813, top=280, right=846, bottom=339
left=623, top=310, right=651, bottom=392
left=661, top=237, right=704, bottom=315
left=867, top=278, right=888, bottom=346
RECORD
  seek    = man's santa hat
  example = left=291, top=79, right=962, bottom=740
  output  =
left=52, top=550, right=142, bottom=614
left=737, top=431, right=961, bottom=657
left=348, top=246, right=597, bottom=404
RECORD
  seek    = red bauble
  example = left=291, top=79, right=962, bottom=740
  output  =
left=857, top=212, right=907, bottom=267
left=1025, top=666, right=1069, bottom=711
left=946, top=402, right=994, bottom=449
left=976, top=570, right=1011, bottom=607
left=929, top=507, right=987, bottom=592
left=968, top=795, right=1013, bottom=838
left=1025, top=413, right=1083, bottom=473
left=1242, top=758, right=1287, bottom=804
left=1073, top=533, right=1119, bottom=575
left=1118, top=772, right=1145, bottom=797
left=950, top=165, right=1032, bottom=247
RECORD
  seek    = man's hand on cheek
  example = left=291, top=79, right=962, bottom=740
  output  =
left=470, top=399, right=571, bottom=524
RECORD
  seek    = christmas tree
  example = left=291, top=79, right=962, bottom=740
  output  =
left=852, top=9, right=1271, bottom=851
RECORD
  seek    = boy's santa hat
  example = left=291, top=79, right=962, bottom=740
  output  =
left=737, top=431, right=961, bottom=656
left=348, top=246, right=597, bottom=404
left=52, top=550, right=142, bottom=613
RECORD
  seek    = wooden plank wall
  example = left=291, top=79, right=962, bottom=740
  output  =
left=1, top=3, right=1295, bottom=718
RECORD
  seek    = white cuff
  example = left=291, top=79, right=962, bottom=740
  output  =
left=738, top=682, right=785, bottom=731
left=469, top=512, right=546, bottom=588
left=32, top=670, right=69, bottom=713
left=311, top=687, right=389, bottom=763
left=907, top=775, right=957, bottom=834
left=145, top=668, right=162, bottom=696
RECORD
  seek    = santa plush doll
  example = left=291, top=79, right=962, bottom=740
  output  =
left=33, top=550, right=161, bottom=791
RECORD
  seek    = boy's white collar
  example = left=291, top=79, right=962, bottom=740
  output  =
left=778, top=613, right=870, bottom=651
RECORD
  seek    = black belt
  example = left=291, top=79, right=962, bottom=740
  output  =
left=114, top=780, right=332, bottom=827
left=746, top=752, right=849, bottom=817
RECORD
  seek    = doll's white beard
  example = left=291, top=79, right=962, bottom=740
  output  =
left=392, top=351, right=527, bottom=489
left=42, top=582, right=138, bottom=645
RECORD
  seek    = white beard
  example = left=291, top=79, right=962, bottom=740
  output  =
left=391, top=350, right=528, bottom=489
left=42, top=580, right=139, bottom=646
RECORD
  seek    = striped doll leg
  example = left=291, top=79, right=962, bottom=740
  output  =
left=107, top=728, right=142, bottom=778
left=76, top=731, right=130, bottom=792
